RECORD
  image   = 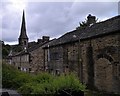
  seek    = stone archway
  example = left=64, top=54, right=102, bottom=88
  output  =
left=95, top=57, right=113, bottom=92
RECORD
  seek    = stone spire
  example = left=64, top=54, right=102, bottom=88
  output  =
left=19, top=10, right=28, bottom=39
left=18, top=10, right=28, bottom=49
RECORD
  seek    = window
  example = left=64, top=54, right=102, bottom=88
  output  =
left=18, top=67, right=20, bottom=70
left=21, top=67, right=23, bottom=71
left=113, top=64, right=117, bottom=77
left=29, top=68, right=31, bottom=71
left=24, top=68, right=27, bottom=72
left=24, top=41, right=26, bottom=45
left=25, top=55, right=29, bottom=62
left=118, top=65, right=120, bottom=77
left=113, top=62, right=120, bottom=79
left=56, top=69, right=60, bottom=76
left=50, top=52, right=59, bottom=60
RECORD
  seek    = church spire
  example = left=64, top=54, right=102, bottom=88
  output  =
left=19, top=10, right=28, bottom=39
left=18, top=10, right=28, bottom=49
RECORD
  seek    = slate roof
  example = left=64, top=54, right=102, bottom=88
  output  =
left=43, top=15, right=120, bottom=48
left=28, top=39, right=57, bottom=52
left=11, top=15, right=120, bottom=55
left=12, top=39, right=57, bottom=56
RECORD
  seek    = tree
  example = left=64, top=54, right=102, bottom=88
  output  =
left=79, top=20, right=88, bottom=28
left=2, top=47, right=9, bottom=58
left=2, top=43, right=11, bottom=59
left=76, top=14, right=98, bottom=30
left=76, top=20, right=88, bottom=29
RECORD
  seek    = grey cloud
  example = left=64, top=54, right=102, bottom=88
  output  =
left=2, top=28, right=19, bottom=42
left=1, top=2, right=119, bottom=43
left=69, top=2, right=118, bottom=19
left=26, top=2, right=74, bottom=39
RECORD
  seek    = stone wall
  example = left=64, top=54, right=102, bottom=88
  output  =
left=44, top=32, right=120, bottom=94
left=29, top=46, right=44, bottom=73
left=89, top=32, right=120, bottom=93
left=45, top=42, right=81, bottom=76
left=11, top=54, right=30, bottom=72
left=76, top=32, right=120, bottom=93
left=45, top=46, right=64, bottom=75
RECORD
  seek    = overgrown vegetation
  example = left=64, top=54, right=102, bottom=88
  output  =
left=2, top=63, right=32, bottom=89
left=2, top=42, right=11, bottom=59
left=2, top=63, right=86, bottom=96
left=2, top=40, right=23, bottom=59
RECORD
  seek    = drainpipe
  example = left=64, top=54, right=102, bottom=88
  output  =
left=47, top=45, right=50, bottom=72
left=73, top=35, right=83, bottom=83
left=78, top=38, right=83, bottom=83
left=20, top=55, right=21, bottom=71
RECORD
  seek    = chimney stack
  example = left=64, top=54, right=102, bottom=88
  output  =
left=42, top=36, right=50, bottom=42
left=37, top=36, right=50, bottom=43
left=87, top=14, right=96, bottom=25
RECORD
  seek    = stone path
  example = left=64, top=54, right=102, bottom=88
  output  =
left=0, top=89, right=21, bottom=96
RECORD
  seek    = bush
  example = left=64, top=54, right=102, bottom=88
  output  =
left=19, top=73, right=86, bottom=96
left=52, top=73, right=86, bottom=95
left=2, top=63, right=86, bottom=96
left=12, top=72, right=33, bottom=88
left=2, top=63, right=32, bottom=89
left=2, top=63, right=18, bottom=88
left=33, top=72, right=54, bottom=83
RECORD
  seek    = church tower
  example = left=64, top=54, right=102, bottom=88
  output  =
left=18, top=10, right=28, bottom=49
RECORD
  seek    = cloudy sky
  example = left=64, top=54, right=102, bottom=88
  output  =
left=1, top=0, right=119, bottom=45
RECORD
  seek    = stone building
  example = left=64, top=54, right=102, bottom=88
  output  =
left=9, top=12, right=120, bottom=94
left=9, top=11, right=51, bottom=72
left=11, top=36, right=51, bottom=73
left=43, top=15, right=120, bottom=94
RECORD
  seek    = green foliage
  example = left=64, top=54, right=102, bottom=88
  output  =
left=2, top=43, right=22, bottom=59
left=3, top=63, right=86, bottom=95
left=79, top=21, right=88, bottom=28
left=2, top=63, right=32, bottom=89
left=19, top=73, right=86, bottom=95
left=52, top=73, right=86, bottom=95
left=12, top=45, right=22, bottom=52
left=2, top=45, right=10, bottom=58
left=76, top=17, right=98, bottom=30
left=2, top=47, right=8, bottom=56
left=12, top=72, right=33, bottom=88
left=2, top=63, right=18, bottom=88
left=76, top=20, right=88, bottom=30
left=33, top=72, right=54, bottom=83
